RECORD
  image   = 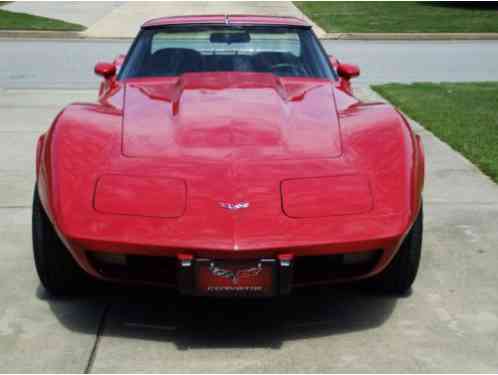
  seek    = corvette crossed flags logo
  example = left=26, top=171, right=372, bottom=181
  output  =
left=219, top=202, right=250, bottom=211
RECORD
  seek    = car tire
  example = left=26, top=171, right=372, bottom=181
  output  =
left=370, top=206, right=423, bottom=294
left=32, top=186, right=91, bottom=297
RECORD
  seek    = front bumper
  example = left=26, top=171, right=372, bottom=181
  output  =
left=82, top=248, right=384, bottom=296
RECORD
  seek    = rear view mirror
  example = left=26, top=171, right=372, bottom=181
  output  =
left=94, top=62, right=116, bottom=79
left=210, top=32, right=250, bottom=44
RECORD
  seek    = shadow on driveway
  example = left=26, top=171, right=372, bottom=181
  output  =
left=37, top=283, right=400, bottom=350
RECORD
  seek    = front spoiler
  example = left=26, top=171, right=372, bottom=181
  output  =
left=72, top=243, right=390, bottom=294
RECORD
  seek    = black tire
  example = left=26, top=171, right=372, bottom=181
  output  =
left=370, top=206, right=423, bottom=294
left=32, top=186, right=91, bottom=297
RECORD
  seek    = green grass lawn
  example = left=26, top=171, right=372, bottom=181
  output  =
left=0, top=8, right=84, bottom=31
left=295, top=2, right=498, bottom=33
left=372, top=82, right=498, bottom=183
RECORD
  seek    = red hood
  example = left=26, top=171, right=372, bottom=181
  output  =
left=122, top=72, right=342, bottom=161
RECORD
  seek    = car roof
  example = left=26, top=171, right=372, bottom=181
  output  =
left=142, top=15, right=309, bottom=28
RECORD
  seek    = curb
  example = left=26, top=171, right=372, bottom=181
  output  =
left=2, top=30, right=498, bottom=41
left=0, top=30, right=84, bottom=39
left=322, top=32, right=498, bottom=40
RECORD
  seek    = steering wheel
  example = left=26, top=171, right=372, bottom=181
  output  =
left=270, top=63, right=307, bottom=76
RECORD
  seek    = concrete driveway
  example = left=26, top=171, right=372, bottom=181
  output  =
left=1, top=83, right=497, bottom=371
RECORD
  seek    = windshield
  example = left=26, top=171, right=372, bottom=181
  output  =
left=119, top=25, right=335, bottom=79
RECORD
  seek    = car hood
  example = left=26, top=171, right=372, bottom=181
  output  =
left=122, top=72, right=342, bottom=161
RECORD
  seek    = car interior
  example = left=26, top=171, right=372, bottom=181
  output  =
left=140, top=48, right=310, bottom=77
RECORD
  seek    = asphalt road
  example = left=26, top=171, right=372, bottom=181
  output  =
left=1, top=39, right=498, bottom=372
left=1, top=39, right=498, bottom=88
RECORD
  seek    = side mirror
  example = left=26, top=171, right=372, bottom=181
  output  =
left=337, top=63, right=360, bottom=80
left=94, top=62, right=116, bottom=79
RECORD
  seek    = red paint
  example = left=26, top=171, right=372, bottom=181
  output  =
left=35, top=16, right=424, bottom=289
left=281, top=175, right=373, bottom=218
left=331, top=59, right=360, bottom=95
left=122, top=74, right=342, bottom=160
left=94, top=62, right=116, bottom=79
left=142, top=15, right=309, bottom=28
left=177, top=253, right=193, bottom=262
left=94, top=175, right=187, bottom=218
left=96, top=62, right=118, bottom=97
left=337, top=63, right=360, bottom=80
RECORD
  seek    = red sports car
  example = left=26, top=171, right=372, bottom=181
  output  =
left=33, top=15, right=424, bottom=297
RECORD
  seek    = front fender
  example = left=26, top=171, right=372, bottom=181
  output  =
left=339, top=102, right=424, bottom=230
left=38, top=102, right=123, bottom=232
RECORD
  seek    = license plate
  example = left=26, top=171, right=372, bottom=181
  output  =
left=195, top=259, right=276, bottom=297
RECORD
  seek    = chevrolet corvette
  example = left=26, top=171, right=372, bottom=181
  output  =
left=33, top=15, right=424, bottom=297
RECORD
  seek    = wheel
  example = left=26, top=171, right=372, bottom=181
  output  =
left=370, top=206, right=423, bottom=294
left=32, top=186, right=91, bottom=297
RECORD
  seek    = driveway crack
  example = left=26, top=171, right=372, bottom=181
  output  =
left=84, top=303, right=111, bottom=374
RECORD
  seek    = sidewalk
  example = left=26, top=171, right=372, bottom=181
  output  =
left=322, top=32, right=498, bottom=41
left=81, top=1, right=325, bottom=38
left=2, top=1, right=498, bottom=40
left=2, top=1, right=123, bottom=28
